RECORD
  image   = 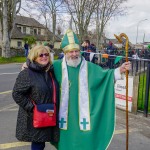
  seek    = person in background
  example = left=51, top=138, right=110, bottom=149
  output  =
left=81, top=40, right=96, bottom=63
left=24, top=42, right=29, bottom=57
left=12, top=45, right=59, bottom=150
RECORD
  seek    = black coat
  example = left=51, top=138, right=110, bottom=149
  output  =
left=12, top=61, right=59, bottom=142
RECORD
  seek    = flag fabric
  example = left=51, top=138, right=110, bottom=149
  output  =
left=114, top=56, right=123, bottom=64
left=89, top=52, right=95, bottom=62
left=102, top=54, right=109, bottom=58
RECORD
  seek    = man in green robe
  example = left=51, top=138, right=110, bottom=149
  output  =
left=52, top=29, right=130, bottom=150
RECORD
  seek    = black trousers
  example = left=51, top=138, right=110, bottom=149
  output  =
left=31, top=142, right=45, bottom=150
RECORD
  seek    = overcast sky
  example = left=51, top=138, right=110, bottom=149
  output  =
left=107, top=0, right=150, bottom=44
left=20, top=0, right=150, bottom=44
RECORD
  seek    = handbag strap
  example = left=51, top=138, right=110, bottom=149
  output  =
left=31, top=72, right=56, bottom=105
left=50, top=72, right=56, bottom=104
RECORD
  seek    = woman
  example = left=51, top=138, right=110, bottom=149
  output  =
left=12, top=45, right=59, bottom=150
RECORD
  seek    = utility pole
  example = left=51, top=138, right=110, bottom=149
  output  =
left=136, top=19, right=148, bottom=44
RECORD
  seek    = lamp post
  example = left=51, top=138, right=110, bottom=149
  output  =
left=136, top=19, right=148, bottom=44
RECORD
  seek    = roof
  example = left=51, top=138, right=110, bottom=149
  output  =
left=11, top=15, right=61, bottom=42
left=15, top=15, right=45, bottom=28
left=11, top=26, right=50, bottom=41
left=11, top=25, right=24, bottom=39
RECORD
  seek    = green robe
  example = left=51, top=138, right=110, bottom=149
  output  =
left=53, top=60, right=115, bottom=150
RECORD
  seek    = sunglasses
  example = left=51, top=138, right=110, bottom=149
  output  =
left=39, top=53, right=49, bottom=57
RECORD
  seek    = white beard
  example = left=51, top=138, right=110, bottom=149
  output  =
left=66, top=56, right=81, bottom=67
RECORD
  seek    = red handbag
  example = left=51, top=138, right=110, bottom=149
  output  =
left=33, top=73, right=57, bottom=128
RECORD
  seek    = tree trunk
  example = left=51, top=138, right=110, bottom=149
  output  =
left=52, top=12, right=56, bottom=44
left=1, top=0, right=21, bottom=58
left=96, top=9, right=100, bottom=50
left=2, top=0, right=11, bottom=58
left=78, top=26, right=84, bottom=42
left=99, top=23, right=104, bottom=49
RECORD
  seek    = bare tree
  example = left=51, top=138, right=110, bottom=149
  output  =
left=25, top=0, right=64, bottom=43
left=0, top=0, right=21, bottom=58
left=95, top=0, right=128, bottom=49
left=63, top=0, right=98, bottom=42
left=46, top=0, right=64, bottom=42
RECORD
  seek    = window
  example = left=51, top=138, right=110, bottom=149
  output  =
left=17, top=41, right=22, bottom=48
left=23, top=26, right=26, bottom=34
left=30, top=27, right=33, bottom=35
left=38, top=28, right=41, bottom=35
left=26, top=27, right=30, bottom=34
left=34, top=29, right=37, bottom=35
left=17, top=26, right=21, bottom=32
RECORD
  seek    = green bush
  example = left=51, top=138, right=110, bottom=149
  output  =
left=138, top=73, right=150, bottom=112
left=23, top=36, right=36, bottom=48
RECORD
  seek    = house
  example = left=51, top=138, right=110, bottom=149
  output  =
left=134, top=44, right=144, bottom=50
left=142, top=42, right=150, bottom=49
left=11, top=15, right=61, bottom=48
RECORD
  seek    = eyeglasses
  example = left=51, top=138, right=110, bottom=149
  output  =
left=39, top=53, right=49, bottom=57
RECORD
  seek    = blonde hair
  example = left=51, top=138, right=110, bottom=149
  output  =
left=28, top=45, right=52, bottom=65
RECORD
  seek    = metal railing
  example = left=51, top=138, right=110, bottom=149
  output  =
left=86, top=52, right=150, bottom=116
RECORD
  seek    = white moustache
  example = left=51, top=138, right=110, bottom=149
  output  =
left=71, top=56, right=79, bottom=59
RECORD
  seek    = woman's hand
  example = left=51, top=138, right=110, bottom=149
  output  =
left=21, top=62, right=28, bottom=71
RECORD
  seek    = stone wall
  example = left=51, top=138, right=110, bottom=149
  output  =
left=0, top=48, right=25, bottom=57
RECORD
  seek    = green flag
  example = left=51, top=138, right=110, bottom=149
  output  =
left=80, top=51, right=84, bottom=55
left=114, top=56, right=123, bottom=64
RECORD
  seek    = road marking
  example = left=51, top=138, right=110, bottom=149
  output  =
left=0, top=103, right=17, bottom=112
left=0, top=142, right=30, bottom=149
left=0, top=129, right=140, bottom=149
left=0, top=72, right=19, bottom=75
left=114, top=128, right=139, bottom=135
left=0, top=90, right=12, bottom=95
left=0, top=108, right=18, bottom=112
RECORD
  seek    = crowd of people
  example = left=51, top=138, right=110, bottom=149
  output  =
left=13, top=29, right=131, bottom=150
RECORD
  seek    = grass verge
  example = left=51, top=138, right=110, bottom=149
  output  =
left=0, top=57, right=26, bottom=64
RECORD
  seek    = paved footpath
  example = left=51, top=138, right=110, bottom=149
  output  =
left=108, top=109, right=150, bottom=150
